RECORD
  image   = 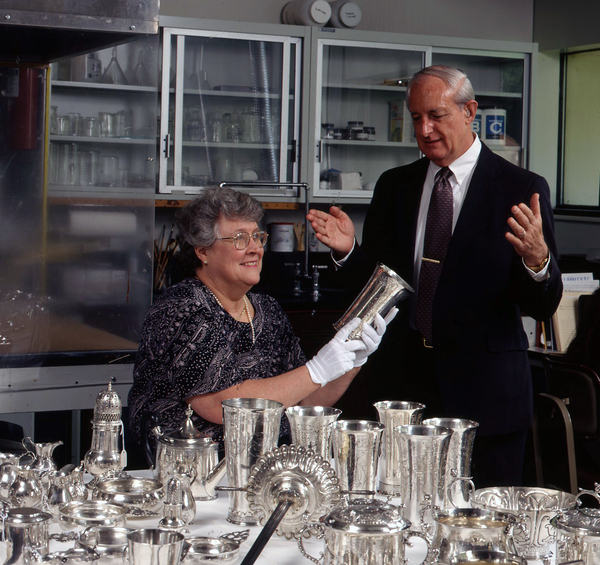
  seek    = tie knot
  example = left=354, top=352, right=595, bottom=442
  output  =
left=436, top=167, right=451, bottom=182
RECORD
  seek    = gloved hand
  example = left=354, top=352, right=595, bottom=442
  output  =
left=353, top=308, right=399, bottom=368
left=306, top=318, right=366, bottom=386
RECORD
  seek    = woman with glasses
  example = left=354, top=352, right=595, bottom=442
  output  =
left=128, top=186, right=394, bottom=452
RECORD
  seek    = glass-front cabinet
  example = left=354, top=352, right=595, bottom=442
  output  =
left=310, top=36, right=428, bottom=200
left=432, top=49, right=529, bottom=168
left=159, top=27, right=303, bottom=199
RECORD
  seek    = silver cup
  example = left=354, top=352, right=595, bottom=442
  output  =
left=334, top=262, right=413, bottom=339
left=221, top=398, right=283, bottom=525
left=374, top=400, right=425, bottom=496
left=285, top=406, right=341, bottom=461
left=423, top=417, right=479, bottom=508
left=126, top=529, right=185, bottom=565
left=395, top=424, right=452, bottom=536
left=331, top=419, right=384, bottom=498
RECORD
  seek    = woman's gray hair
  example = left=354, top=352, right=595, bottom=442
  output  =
left=175, top=186, right=264, bottom=276
left=407, top=65, right=475, bottom=107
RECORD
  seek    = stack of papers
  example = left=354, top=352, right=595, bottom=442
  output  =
left=552, top=273, right=599, bottom=352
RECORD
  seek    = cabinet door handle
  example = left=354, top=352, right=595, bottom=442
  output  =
left=164, top=133, right=171, bottom=158
left=316, top=140, right=322, bottom=163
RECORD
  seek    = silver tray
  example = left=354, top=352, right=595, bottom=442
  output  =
left=58, top=500, right=127, bottom=530
left=246, top=444, right=341, bottom=539
left=92, top=477, right=164, bottom=517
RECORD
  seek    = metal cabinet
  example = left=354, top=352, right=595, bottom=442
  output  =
left=158, top=23, right=305, bottom=200
left=307, top=28, right=535, bottom=202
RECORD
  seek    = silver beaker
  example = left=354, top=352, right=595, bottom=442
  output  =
left=285, top=405, right=341, bottom=461
left=331, top=419, right=384, bottom=499
left=334, top=263, right=413, bottom=339
left=394, top=424, right=452, bottom=536
left=221, top=398, right=283, bottom=525
left=423, top=417, right=479, bottom=508
left=374, top=400, right=425, bottom=496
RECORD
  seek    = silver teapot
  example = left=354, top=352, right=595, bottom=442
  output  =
left=153, top=405, right=226, bottom=501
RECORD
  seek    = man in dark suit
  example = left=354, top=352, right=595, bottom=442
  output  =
left=308, top=65, right=563, bottom=487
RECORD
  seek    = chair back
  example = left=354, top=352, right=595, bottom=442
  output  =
left=542, top=356, right=600, bottom=439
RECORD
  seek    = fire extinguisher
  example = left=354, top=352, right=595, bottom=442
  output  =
left=7, top=65, right=40, bottom=150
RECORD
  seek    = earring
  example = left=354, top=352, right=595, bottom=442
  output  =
left=203, top=260, right=208, bottom=265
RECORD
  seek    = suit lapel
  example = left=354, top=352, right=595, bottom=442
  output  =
left=443, top=144, right=504, bottom=277
left=402, top=159, right=429, bottom=285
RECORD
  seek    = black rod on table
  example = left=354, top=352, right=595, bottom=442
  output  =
left=239, top=499, right=293, bottom=565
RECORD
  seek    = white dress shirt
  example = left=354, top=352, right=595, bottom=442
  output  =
left=336, top=134, right=549, bottom=281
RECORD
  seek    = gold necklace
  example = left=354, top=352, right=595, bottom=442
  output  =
left=209, top=290, right=255, bottom=344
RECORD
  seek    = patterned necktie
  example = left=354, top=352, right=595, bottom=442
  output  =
left=415, top=166, right=453, bottom=345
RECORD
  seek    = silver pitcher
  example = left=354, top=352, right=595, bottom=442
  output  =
left=0, top=455, right=20, bottom=499
left=395, top=423, right=452, bottom=536
left=22, top=438, right=63, bottom=486
left=4, top=507, right=52, bottom=565
left=221, top=398, right=283, bottom=525
left=153, top=405, right=226, bottom=501
left=331, top=420, right=384, bottom=499
left=423, top=417, right=479, bottom=508
left=8, top=467, right=44, bottom=509
left=298, top=498, right=431, bottom=565
left=334, top=262, right=413, bottom=339
left=374, top=401, right=425, bottom=496
left=285, top=406, right=341, bottom=461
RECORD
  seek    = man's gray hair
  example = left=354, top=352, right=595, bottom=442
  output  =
left=407, top=65, right=475, bottom=106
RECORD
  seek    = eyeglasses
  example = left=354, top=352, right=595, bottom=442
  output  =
left=216, top=230, right=269, bottom=250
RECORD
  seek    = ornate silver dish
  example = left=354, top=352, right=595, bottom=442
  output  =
left=246, top=444, right=341, bottom=539
left=58, top=500, right=127, bottom=530
left=184, top=537, right=241, bottom=564
left=92, top=477, right=164, bottom=517
left=470, top=486, right=577, bottom=560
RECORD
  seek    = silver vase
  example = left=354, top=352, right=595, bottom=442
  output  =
left=395, top=424, right=452, bottom=536
left=423, top=417, right=479, bottom=508
left=285, top=405, right=341, bottom=461
left=331, top=419, right=384, bottom=499
left=221, top=398, right=283, bottom=525
left=374, top=400, right=425, bottom=496
left=334, top=262, right=413, bottom=339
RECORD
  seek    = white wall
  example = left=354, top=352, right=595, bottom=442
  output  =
left=160, top=0, right=535, bottom=43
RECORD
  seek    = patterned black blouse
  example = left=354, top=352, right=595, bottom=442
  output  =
left=128, top=277, right=306, bottom=446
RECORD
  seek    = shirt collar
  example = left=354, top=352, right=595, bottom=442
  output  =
left=429, top=134, right=482, bottom=184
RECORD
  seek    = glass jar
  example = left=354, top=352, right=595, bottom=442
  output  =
left=364, top=126, right=376, bottom=141
left=322, top=123, right=335, bottom=139
left=333, top=128, right=343, bottom=140
left=354, top=128, right=367, bottom=141
left=347, top=120, right=364, bottom=140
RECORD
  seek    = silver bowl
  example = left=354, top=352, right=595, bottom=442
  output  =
left=92, top=477, right=164, bottom=517
left=185, top=537, right=241, bottom=564
left=58, top=500, right=128, bottom=531
left=76, top=526, right=133, bottom=559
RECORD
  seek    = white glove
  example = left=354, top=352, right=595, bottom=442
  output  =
left=306, top=318, right=366, bottom=386
left=353, top=308, right=399, bottom=368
